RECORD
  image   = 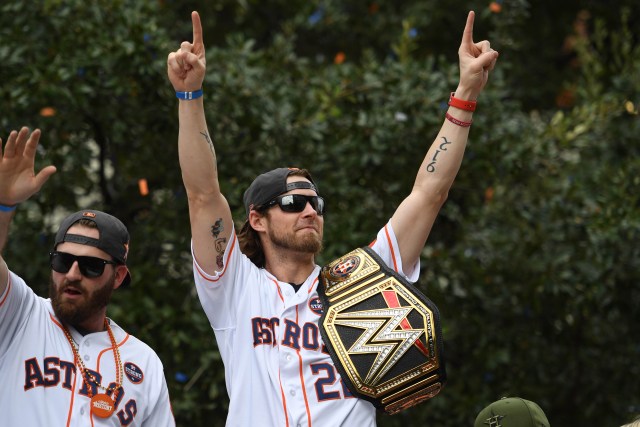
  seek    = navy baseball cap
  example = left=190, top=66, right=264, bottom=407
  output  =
left=53, top=210, right=131, bottom=287
left=243, top=167, right=319, bottom=216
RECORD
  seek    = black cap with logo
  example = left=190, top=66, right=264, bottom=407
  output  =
left=243, top=167, right=318, bottom=216
left=53, top=210, right=131, bottom=287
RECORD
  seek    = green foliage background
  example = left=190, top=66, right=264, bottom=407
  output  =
left=1, top=0, right=639, bottom=425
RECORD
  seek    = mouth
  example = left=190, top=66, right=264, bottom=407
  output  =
left=297, top=220, right=320, bottom=231
left=62, top=286, right=84, bottom=298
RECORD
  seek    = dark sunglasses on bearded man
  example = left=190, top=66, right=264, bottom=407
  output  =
left=258, top=194, right=325, bottom=216
left=50, top=251, right=117, bottom=278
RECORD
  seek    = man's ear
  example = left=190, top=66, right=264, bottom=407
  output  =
left=113, top=265, right=129, bottom=289
left=249, top=210, right=267, bottom=232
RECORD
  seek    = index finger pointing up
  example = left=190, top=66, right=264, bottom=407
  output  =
left=461, top=11, right=475, bottom=45
left=192, top=11, right=203, bottom=45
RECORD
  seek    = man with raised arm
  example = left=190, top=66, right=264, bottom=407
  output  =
left=0, top=128, right=176, bottom=426
left=168, top=10, right=498, bottom=426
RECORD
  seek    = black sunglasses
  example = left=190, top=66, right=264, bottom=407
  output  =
left=50, top=251, right=117, bottom=278
left=260, top=194, right=325, bottom=215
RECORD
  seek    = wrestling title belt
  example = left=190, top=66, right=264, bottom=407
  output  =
left=318, top=246, right=446, bottom=415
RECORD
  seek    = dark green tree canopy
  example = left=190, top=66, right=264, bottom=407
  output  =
left=1, top=1, right=638, bottom=425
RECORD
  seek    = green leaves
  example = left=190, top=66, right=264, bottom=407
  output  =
left=2, top=1, right=639, bottom=426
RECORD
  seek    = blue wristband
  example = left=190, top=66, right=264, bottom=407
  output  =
left=0, top=204, right=17, bottom=212
left=175, top=89, right=203, bottom=100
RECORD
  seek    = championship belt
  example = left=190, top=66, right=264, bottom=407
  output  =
left=318, top=246, right=446, bottom=415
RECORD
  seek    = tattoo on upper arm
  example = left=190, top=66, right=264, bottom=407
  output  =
left=426, top=136, right=453, bottom=173
left=211, top=218, right=227, bottom=269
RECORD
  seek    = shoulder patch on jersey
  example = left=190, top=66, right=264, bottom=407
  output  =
left=124, top=362, right=144, bottom=384
left=308, top=296, right=323, bottom=316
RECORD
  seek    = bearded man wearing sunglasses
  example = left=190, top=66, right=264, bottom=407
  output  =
left=169, top=9, right=498, bottom=426
left=0, top=128, right=176, bottom=426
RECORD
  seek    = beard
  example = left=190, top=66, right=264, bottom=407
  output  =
left=49, top=271, right=116, bottom=328
left=267, top=220, right=323, bottom=255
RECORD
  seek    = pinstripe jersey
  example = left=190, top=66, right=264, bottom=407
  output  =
left=0, top=272, right=175, bottom=427
left=192, top=222, right=419, bottom=427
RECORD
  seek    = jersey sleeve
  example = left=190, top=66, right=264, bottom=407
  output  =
left=0, top=271, right=38, bottom=359
left=191, top=224, right=257, bottom=330
left=368, top=221, right=420, bottom=282
left=139, top=357, right=176, bottom=427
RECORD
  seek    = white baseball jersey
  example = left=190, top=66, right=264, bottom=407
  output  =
left=0, top=272, right=176, bottom=427
left=192, top=222, right=419, bottom=426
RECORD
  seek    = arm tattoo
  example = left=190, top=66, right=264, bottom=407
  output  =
left=211, top=218, right=227, bottom=269
left=199, top=131, right=215, bottom=156
left=426, top=136, right=454, bottom=173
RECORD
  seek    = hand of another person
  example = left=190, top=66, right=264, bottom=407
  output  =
left=0, top=127, right=56, bottom=206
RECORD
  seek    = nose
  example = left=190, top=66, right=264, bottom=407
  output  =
left=300, top=200, right=319, bottom=217
left=65, top=261, right=83, bottom=280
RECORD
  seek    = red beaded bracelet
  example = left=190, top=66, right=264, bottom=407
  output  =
left=445, top=112, right=473, bottom=127
left=448, top=92, right=477, bottom=112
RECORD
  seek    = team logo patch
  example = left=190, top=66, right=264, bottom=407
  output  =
left=329, top=255, right=360, bottom=280
left=309, top=297, right=323, bottom=315
left=124, top=362, right=144, bottom=384
left=484, top=415, right=505, bottom=427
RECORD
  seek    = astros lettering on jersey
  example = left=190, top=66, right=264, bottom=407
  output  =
left=0, top=272, right=175, bottom=427
left=193, top=222, right=419, bottom=426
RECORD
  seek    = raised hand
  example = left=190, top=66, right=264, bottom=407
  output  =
left=457, top=11, right=499, bottom=99
left=0, top=127, right=57, bottom=206
left=167, top=11, right=206, bottom=92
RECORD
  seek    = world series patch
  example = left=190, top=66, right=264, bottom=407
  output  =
left=308, top=297, right=324, bottom=315
left=124, top=362, right=144, bottom=384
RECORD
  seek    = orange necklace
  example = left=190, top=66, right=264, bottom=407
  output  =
left=62, top=318, right=123, bottom=418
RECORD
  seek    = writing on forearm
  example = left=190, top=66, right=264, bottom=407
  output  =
left=426, top=136, right=453, bottom=173
left=199, top=131, right=215, bottom=156
left=211, top=218, right=227, bottom=269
